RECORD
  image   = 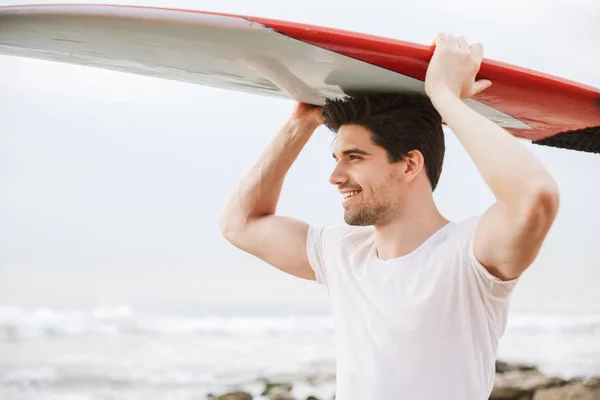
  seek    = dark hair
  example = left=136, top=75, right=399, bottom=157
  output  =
left=322, top=93, right=445, bottom=191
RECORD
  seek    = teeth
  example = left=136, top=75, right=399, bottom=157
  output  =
left=343, top=191, right=360, bottom=199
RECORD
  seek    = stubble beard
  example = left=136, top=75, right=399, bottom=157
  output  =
left=343, top=175, right=400, bottom=226
left=345, top=198, right=401, bottom=226
left=345, top=204, right=385, bottom=226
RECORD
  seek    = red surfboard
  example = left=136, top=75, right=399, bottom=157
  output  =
left=1, top=4, right=598, bottom=153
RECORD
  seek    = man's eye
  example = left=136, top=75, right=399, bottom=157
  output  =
left=349, top=155, right=361, bottom=160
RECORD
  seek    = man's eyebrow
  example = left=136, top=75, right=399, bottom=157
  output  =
left=332, top=148, right=371, bottom=159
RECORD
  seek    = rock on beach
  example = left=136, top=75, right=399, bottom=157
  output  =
left=210, top=361, right=600, bottom=400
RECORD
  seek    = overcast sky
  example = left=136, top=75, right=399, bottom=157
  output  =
left=1, top=0, right=599, bottom=314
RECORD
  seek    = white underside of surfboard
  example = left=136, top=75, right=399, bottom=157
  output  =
left=0, top=5, right=531, bottom=130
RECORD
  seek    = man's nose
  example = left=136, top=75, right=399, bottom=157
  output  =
left=329, top=163, right=348, bottom=186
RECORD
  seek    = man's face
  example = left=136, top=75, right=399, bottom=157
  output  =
left=330, top=124, right=406, bottom=226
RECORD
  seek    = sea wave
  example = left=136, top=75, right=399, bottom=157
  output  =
left=0, top=357, right=333, bottom=389
left=2, top=304, right=599, bottom=341
left=0, top=365, right=224, bottom=388
left=0, top=305, right=334, bottom=340
left=506, top=313, right=600, bottom=334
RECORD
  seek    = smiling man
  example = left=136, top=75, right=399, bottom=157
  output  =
left=219, top=34, right=560, bottom=400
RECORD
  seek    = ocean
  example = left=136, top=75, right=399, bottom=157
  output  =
left=1, top=303, right=599, bottom=400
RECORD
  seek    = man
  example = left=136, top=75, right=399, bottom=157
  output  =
left=219, top=34, right=559, bottom=399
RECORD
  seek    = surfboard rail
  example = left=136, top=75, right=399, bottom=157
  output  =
left=1, top=3, right=598, bottom=153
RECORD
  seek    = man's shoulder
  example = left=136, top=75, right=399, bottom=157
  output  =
left=461, top=214, right=482, bottom=226
left=309, top=216, right=482, bottom=247
left=447, top=215, right=482, bottom=241
left=424, top=215, right=483, bottom=259
left=306, top=223, right=374, bottom=284
left=308, top=223, right=374, bottom=247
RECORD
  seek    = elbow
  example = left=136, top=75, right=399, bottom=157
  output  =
left=218, top=213, right=229, bottom=239
left=533, top=179, right=560, bottom=218
left=218, top=210, right=257, bottom=244
left=522, top=178, right=560, bottom=227
left=219, top=217, right=238, bottom=245
left=218, top=209, right=240, bottom=242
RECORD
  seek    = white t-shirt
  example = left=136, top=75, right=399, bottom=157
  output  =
left=306, top=215, right=519, bottom=400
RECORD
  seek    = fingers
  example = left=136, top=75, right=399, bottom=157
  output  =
left=433, top=33, right=448, bottom=47
left=470, top=42, right=484, bottom=60
left=433, top=34, right=461, bottom=50
left=471, top=79, right=492, bottom=96
left=457, top=36, right=469, bottom=50
left=433, top=33, right=483, bottom=56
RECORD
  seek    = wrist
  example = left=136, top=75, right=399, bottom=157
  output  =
left=427, top=86, right=465, bottom=121
left=427, top=85, right=459, bottom=105
left=287, top=115, right=320, bottom=133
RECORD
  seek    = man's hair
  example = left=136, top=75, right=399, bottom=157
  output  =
left=322, top=93, right=445, bottom=191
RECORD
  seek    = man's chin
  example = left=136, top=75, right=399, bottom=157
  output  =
left=344, top=210, right=373, bottom=226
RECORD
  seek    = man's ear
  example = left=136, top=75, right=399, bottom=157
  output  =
left=402, top=150, right=425, bottom=184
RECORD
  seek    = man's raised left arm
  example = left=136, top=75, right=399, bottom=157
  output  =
left=425, top=33, right=560, bottom=281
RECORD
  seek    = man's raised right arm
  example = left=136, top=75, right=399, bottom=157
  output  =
left=218, top=104, right=323, bottom=281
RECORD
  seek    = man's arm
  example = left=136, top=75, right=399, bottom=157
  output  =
left=425, top=34, right=560, bottom=281
left=218, top=104, right=323, bottom=281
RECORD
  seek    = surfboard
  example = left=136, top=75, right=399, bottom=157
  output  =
left=1, top=4, right=599, bottom=153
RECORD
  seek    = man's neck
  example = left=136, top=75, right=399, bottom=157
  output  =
left=373, top=202, right=450, bottom=261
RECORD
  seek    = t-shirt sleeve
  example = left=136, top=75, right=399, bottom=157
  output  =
left=306, top=224, right=361, bottom=285
left=461, top=216, right=520, bottom=301
left=458, top=216, right=520, bottom=338
left=306, top=225, right=330, bottom=285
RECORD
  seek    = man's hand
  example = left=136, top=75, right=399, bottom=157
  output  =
left=424, top=34, right=492, bottom=101
left=291, top=103, right=324, bottom=127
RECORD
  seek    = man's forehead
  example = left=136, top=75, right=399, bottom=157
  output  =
left=333, top=125, right=374, bottom=151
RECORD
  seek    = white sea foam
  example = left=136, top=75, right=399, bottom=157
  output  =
left=0, top=305, right=334, bottom=340
left=506, top=313, right=600, bottom=333
left=1, top=304, right=598, bottom=399
left=2, top=305, right=599, bottom=340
